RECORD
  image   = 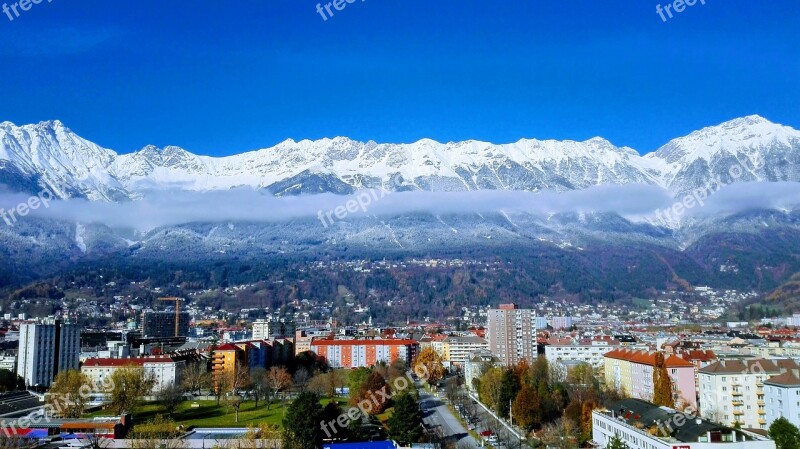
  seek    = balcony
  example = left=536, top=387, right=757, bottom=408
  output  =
left=732, top=400, right=744, bottom=406
left=759, top=419, right=767, bottom=425
left=757, top=400, right=765, bottom=406
left=732, top=410, right=744, bottom=416
left=758, top=409, right=766, bottom=415
left=732, top=391, right=743, bottom=396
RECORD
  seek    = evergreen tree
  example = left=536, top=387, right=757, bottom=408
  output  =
left=387, top=393, right=424, bottom=445
left=607, top=435, right=630, bottom=449
left=768, top=417, right=800, bottom=449
left=282, top=392, right=324, bottom=449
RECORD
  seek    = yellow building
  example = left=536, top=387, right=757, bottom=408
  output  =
left=211, top=343, right=246, bottom=390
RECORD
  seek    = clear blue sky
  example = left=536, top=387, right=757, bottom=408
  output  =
left=0, top=0, right=798, bottom=155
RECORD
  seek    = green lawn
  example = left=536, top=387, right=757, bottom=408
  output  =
left=88, top=398, right=348, bottom=429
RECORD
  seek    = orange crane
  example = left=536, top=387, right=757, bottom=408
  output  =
left=157, top=297, right=185, bottom=337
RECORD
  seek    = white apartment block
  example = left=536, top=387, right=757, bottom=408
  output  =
left=443, top=336, right=488, bottom=366
left=487, top=304, right=537, bottom=366
left=592, top=399, right=775, bottom=449
left=699, top=358, right=799, bottom=430
left=17, top=321, right=80, bottom=388
left=81, top=357, right=185, bottom=393
left=764, top=369, right=800, bottom=429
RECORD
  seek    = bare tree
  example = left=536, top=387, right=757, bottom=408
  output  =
left=156, top=384, right=184, bottom=416
left=181, top=362, right=211, bottom=396
left=293, top=368, right=311, bottom=392
left=266, top=366, right=292, bottom=409
left=250, top=367, right=270, bottom=409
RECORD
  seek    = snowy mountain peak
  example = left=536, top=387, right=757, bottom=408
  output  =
left=1, top=115, right=799, bottom=201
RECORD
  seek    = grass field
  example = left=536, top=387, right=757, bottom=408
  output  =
left=89, top=397, right=348, bottom=429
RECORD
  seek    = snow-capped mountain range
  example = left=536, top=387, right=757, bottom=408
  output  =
left=1, top=115, right=798, bottom=201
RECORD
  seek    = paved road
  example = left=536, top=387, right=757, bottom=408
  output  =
left=418, top=386, right=482, bottom=449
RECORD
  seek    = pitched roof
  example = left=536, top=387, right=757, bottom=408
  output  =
left=765, top=370, right=800, bottom=387
left=699, top=358, right=800, bottom=375
left=604, top=349, right=694, bottom=368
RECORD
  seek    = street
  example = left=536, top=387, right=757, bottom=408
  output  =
left=418, top=385, right=482, bottom=449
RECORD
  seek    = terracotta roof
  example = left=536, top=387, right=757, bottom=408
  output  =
left=82, top=357, right=176, bottom=367
left=311, top=339, right=417, bottom=346
left=603, top=350, right=694, bottom=368
left=214, top=343, right=243, bottom=351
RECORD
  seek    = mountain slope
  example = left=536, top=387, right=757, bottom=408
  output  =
left=3, top=115, right=797, bottom=201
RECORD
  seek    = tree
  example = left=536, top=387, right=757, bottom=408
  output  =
left=46, top=370, right=91, bottom=418
left=267, top=366, right=292, bottom=409
left=282, top=392, right=324, bottom=449
left=354, top=371, right=390, bottom=415
left=0, top=369, right=24, bottom=393
left=652, top=353, right=674, bottom=408
left=769, top=417, right=800, bottom=449
left=539, top=417, right=580, bottom=449
left=250, top=367, right=270, bottom=409
left=348, top=368, right=371, bottom=402
left=511, top=383, right=539, bottom=431
left=128, top=414, right=185, bottom=449
left=155, top=384, right=184, bottom=416
left=293, top=368, right=311, bottom=392
left=108, top=365, right=156, bottom=415
left=606, top=435, right=630, bottom=449
left=478, top=366, right=503, bottom=411
left=387, top=392, right=424, bottom=445
left=243, top=423, right=281, bottom=449
left=181, top=362, right=211, bottom=395
left=413, top=347, right=445, bottom=386
left=498, top=368, right=521, bottom=418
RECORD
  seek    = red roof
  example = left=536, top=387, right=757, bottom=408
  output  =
left=311, top=339, right=417, bottom=347
left=604, top=349, right=694, bottom=368
left=83, top=357, right=176, bottom=367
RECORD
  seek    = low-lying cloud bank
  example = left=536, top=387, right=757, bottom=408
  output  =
left=0, top=182, right=798, bottom=232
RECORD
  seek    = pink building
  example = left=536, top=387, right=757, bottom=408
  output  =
left=605, top=349, right=697, bottom=410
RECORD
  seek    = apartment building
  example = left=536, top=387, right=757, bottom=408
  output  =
left=764, top=369, right=800, bottom=428
left=698, top=358, right=800, bottom=430
left=592, top=399, right=775, bottom=449
left=252, top=318, right=296, bottom=340
left=487, top=304, right=537, bottom=366
left=81, top=357, right=186, bottom=393
left=544, top=336, right=647, bottom=368
left=310, top=339, right=417, bottom=369
left=211, top=343, right=247, bottom=390
left=604, top=349, right=697, bottom=410
left=17, top=320, right=80, bottom=388
left=142, top=311, right=190, bottom=338
left=443, top=336, right=488, bottom=366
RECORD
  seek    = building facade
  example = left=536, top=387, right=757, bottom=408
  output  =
left=763, top=369, right=800, bottom=429
left=487, top=304, right=537, bottom=366
left=17, top=321, right=80, bottom=388
left=310, top=339, right=417, bottom=369
left=81, top=357, right=186, bottom=393
left=604, top=349, right=697, bottom=410
left=252, top=318, right=296, bottom=340
left=592, top=399, right=775, bottom=449
left=142, top=311, right=190, bottom=338
left=698, top=358, right=799, bottom=430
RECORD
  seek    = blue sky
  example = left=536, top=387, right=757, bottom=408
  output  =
left=0, top=0, right=797, bottom=155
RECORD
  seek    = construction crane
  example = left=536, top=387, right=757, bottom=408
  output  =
left=157, top=297, right=185, bottom=337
